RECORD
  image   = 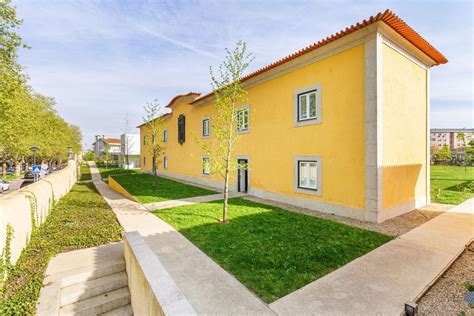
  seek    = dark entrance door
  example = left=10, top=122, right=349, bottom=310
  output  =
left=237, top=159, right=248, bottom=193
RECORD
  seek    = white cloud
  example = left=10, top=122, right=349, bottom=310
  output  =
left=12, top=0, right=473, bottom=145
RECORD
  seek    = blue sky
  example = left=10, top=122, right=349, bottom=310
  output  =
left=14, top=0, right=473, bottom=147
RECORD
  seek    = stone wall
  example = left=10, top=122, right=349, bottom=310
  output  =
left=0, top=160, right=77, bottom=264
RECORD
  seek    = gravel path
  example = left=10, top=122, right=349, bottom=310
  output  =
left=418, top=243, right=474, bottom=315
left=243, top=196, right=448, bottom=236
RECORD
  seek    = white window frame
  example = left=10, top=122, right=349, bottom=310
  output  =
left=294, top=156, right=322, bottom=196
left=163, top=156, right=168, bottom=169
left=202, top=117, right=210, bottom=138
left=293, top=83, right=322, bottom=127
left=236, top=105, right=250, bottom=133
left=202, top=157, right=210, bottom=175
left=163, top=129, right=168, bottom=143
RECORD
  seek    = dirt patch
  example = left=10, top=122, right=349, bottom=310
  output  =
left=243, top=196, right=448, bottom=236
left=418, top=243, right=474, bottom=315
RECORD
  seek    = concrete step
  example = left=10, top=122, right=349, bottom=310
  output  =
left=60, top=272, right=128, bottom=306
left=59, top=287, right=130, bottom=316
left=45, top=261, right=125, bottom=288
left=100, top=304, right=133, bottom=316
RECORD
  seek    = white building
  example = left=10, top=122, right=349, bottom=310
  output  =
left=120, top=134, right=140, bottom=169
left=92, top=136, right=121, bottom=162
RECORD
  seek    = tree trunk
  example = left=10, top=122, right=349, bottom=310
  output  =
left=222, top=168, right=229, bottom=223
left=2, top=162, right=6, bottom=178
left=153, top=154, right=157, bottom=189
left=14, top=160, right=21, bottom=176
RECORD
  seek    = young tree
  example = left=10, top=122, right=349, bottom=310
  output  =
left=122, top=113, right=135, bottom=169
left=456, top=132, right=468, bottom=171
left=104, top=142, right=110, bottom=169
left=437, top=144, right=451, bottom=164
left=142, top=99, right=166, bottom=189
left=197, top=41, right=253, bottom=223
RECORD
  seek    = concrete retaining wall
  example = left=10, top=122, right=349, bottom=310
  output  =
left=0, top=160, right=77, bottom=264
left=123, top=231, right=196, bottom=315
left=108, top=176, right=139, bottom=203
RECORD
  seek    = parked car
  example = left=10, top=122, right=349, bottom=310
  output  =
left=0, top=180, right=10, bottom=193
left=24, top=171, right=34, bottom=180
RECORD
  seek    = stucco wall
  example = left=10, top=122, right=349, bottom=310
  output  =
left=123, top=231, right=196, bottom=315
left=0, top=160, right=77, bottom=264
left=141, top=44, right=366, bottom=210
left=381, top=43, right=428, bottom=212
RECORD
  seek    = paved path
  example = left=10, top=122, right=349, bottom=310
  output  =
left=89, top=163, right=274, bottom=315
left=143, top=192, right=247, bottom=211
left=270, top=198, right=474, bottom=315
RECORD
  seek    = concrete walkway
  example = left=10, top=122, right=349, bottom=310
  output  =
left=89, top=163, right=274, bottom=315
left=143, top=192, right=247, bottom=211
left=270, top=198, right=474, bottom=315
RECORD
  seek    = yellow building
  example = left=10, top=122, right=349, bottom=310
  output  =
left=139, top=10, right=447, bottom=223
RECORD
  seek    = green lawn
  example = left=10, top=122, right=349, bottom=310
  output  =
left=98, top=166, right=140, bottom=179
left=0, top=183, right=122, bottom=315
left=112, top=173, right=216, bottom=204
left=153, top=198, right=392, bottom=303
left=79, top=163, right=91, bottom=181
left=1, top=174, right=22, bottom=181
left=431, top=166, right=473, bottom=204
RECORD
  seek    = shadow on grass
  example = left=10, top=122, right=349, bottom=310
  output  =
left=444, top=180, right=473, bottom=192
left=154, top=198, right=392, bottom=303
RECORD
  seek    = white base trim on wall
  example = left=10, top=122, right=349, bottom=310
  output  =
left=379, top=197, right=427, bottom=223
left=249, top=188, right=366, bottom=221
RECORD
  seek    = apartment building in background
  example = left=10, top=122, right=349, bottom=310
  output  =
left=139, top=10, right=447, bottom=223
left=430, top=128, right=473, bottom=150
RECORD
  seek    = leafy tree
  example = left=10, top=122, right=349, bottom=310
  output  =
left=437, top=144, right=451, bottom=164
left=197, top=41, right=253, bottom=223
left=456, top=132, right=468, bottom=171
left=142, top=99, right=166, bottom=189
left=466, top=140, right=474, bottom=166
left=0, top=0, right=82, bottom=177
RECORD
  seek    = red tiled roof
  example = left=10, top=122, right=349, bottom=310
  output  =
left=191, top=9, right=447, bottom=105
left=165, top=92, right=201, bottom=108
left=103, top=138, right=120, bottom=144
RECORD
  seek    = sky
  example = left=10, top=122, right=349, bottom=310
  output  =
left=13, top=0, right=473, bottom=148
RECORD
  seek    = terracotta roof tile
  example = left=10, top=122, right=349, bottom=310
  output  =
left=191, top=9, right=447, bottom=105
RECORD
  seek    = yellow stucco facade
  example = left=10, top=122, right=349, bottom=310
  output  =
left=139, top=19, right=444, bottom=223
left=381, top=43, right=429, bottom=217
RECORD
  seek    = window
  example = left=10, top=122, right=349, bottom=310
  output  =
left=163, top=129, right=168, bottom=143
left=294, top=156, right=322, bottom=195
left=202, top=157, right=210, bottom=175
left=178, top=115, right=185, bottom=144
left=152, top=135, right=155, bottom=144
left=237, top=108, right=249, bottom=132
left=163, top=156, right=168, bottom=169
left=298, top=90, right=318, bottom=121
left=202, top=118, right=210, bottom=137
left=298, top=161, right=318, bottom=190
left=143, top=135, right=147, bottom=145
left=294, top=83, right=321, bottom=126
left=143, top=156, right=146, bottom=166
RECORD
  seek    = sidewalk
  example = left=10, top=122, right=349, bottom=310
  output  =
left=270, top=198, right=474, bottom=315
left=89, top=163, right=275, bottom=315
